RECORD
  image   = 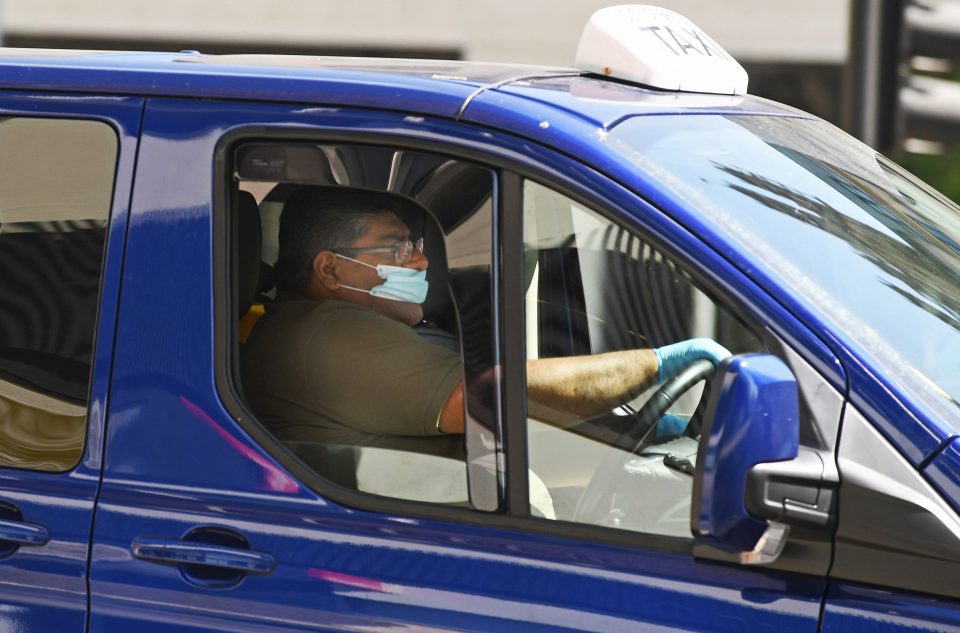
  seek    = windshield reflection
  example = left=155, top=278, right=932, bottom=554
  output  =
left=715, top=159, right=960, bottom=333
left=607, top=115, right=960, bottom=431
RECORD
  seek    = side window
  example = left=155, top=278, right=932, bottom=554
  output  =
left=0, top=118, right=117, bottom=471
left=522, top=180, right=762, bottom=536
left=233, top=143, right=498, bottom=508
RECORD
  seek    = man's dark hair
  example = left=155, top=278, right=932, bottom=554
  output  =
left=276, top=186, right=424, bottom=292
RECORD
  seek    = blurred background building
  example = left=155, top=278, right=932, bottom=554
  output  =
left=0, top=0, right=957, bottom=199
left=0, top=1, right=850, bottom=121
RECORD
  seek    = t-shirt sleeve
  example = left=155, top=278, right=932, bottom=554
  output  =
left=299, top=305, right=462, bottom=437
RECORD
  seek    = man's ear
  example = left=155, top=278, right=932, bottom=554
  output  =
left=312, top=251, right=341, bottom=290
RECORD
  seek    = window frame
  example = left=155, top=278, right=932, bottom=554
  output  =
left=214, top=128, right=518, bottom=524
left=211, top=119, right=823, bottom=557
left=513, top=176, right=771, bottom=535
left=0, top=111, right=125, bottom=473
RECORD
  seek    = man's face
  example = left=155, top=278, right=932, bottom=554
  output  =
left=332, top=212, right=428, bottom=325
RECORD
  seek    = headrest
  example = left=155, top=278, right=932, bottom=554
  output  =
left=410, top=162, right=492, bottom=325
left=236, top=190, right=261, bottom=316
left=417, top=208, right=450, bottom=322
left=412, top=161, right=492, bottom=232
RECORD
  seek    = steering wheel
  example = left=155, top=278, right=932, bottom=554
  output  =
left=572, top=358, right=717, bottom=527
left=612, top=358, right=717, bottom=454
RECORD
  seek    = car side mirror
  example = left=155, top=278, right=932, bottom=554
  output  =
left=692, top=353, right=830, bottom=565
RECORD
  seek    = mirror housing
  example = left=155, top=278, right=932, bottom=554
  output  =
left=691, top=354, right=800, bottom=553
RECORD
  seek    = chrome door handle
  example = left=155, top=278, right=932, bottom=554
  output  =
left=0, top=518, right=49, bottom=546
left=132, top=537, right=276, bottom=575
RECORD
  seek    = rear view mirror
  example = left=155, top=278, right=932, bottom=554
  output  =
left=691, top=354, right=800, bottom=561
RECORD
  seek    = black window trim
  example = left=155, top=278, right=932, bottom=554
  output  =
left=499, top=171, right=529, bottom=519
left=212, top=121, right=794, bottom=557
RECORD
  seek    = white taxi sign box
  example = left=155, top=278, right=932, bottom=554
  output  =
left=575, top=5, right=749, bottom=96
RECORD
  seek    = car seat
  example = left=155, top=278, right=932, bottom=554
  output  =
left=237, top=190, right=268, bottom=342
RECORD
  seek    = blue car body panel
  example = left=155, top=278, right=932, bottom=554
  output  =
left=822, top=582, right=960, bottom=633
left=0, top=50, right=952, bottom=630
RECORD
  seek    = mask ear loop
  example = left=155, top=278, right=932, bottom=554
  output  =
left=338, top=283, right=372, bottom=296
left=334, top=253, right=378, bottom=296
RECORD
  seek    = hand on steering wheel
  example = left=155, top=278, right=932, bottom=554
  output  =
left=613, top=358, right=717, bottom=454
left=655, top=338, right=731, bottom=383
left=616, top=337, right=730, bottom=451
left=655, top=413, right=691, bottom=439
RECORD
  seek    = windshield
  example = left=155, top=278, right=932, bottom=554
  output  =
left=606, top=115, right=960, bottom=433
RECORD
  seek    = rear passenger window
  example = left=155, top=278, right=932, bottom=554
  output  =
left=0, top=118, right=117, bottom=471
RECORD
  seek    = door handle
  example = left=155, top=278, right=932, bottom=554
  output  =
left=0, top=517, right=49, bottom=546
left=132, top=537, right=276, bottom=575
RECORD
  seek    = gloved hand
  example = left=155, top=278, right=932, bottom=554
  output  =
left=653, top=338, right=731, bottom=384
left=655, top=413, right=689, bottom=438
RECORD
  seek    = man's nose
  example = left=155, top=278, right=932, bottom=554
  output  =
left=406, top=247, right=428, bottom=270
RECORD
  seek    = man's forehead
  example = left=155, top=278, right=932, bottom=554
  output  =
left=358, top=212, right=410, bottom=241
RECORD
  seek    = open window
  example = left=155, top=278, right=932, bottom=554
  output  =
left=228, top=141, right=500, bottom=508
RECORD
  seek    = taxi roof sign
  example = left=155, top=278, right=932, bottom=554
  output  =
left=575, top=5, right=749, bottom=96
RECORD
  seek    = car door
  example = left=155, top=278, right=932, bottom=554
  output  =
left=0, top=92, right=141, bottom=630
left=90, top=97, right=837, bottom=631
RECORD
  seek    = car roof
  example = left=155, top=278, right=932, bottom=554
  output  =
left=0, top=49, right=806, bottom=129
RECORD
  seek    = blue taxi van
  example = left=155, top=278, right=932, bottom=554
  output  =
left=0, top=5, right=957, bottom=631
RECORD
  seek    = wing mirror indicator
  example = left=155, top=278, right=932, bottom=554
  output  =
left=691, top=353, right=836, bottom=565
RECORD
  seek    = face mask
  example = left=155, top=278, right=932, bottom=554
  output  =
left=335, top=254, right=429, bottom=304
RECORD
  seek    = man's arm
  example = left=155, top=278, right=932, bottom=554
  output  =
left=438, top=350, right=657, bottom=433
left=525, top=349, right=658, bottom=425
left=437, top=338, right=730, bottom=434
left=438, top=381, right=466, bottom=433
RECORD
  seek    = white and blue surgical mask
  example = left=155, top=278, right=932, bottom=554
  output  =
left=335, top=253, right=429, bottom=304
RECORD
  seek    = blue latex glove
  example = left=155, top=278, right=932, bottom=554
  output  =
left=653, top=338, right=732, bottom=384
left=655, top=413, right=689, bottom=438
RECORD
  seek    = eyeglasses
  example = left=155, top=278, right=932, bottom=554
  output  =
left=335, top=238, right=424, bottom=263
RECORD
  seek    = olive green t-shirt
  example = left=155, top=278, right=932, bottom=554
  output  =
left=241, top=294, right=463, bottom=459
